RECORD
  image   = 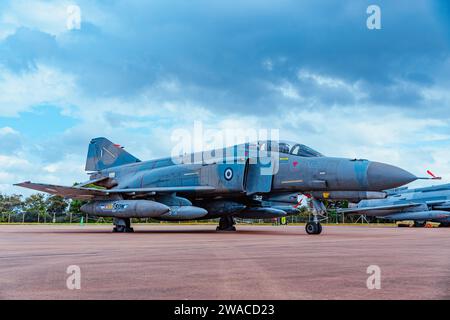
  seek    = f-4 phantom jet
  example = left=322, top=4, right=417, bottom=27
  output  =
left=16, top=137, right=424, bottom=234
left=338, top=182, right=450, bottom=227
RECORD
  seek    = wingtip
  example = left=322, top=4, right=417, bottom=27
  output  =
left=14, top=181, right=31, bottom=186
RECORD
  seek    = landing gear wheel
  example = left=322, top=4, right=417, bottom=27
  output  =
left=317, top=222, right=322, bottom=234
left=216, top=216, right=237, bottom=232
left=413, top=221, right=426, bottom=228
left=112, top=218, right=134, bottom=233
left=305, top=222, right=322, bottom=235
left=113, top=226, right=134, bottom=233
left=216, top=226, right=236, bottom=231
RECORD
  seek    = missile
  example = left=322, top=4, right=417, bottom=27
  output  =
left=81, top=200, right=170, bottom=218
left=199, top=200, right=246, bottom=215
left=160, top=206, right=208, bottom=220
left=264, top=193, right=299, bottom=204
left=236, top=207, right=287, bottom=219
left=271, top=205, right=302, bottom=215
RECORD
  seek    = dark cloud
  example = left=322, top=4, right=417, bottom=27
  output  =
left=0, top=27, right=57, bottom=72
left=0, top=0, right=449, bottom=115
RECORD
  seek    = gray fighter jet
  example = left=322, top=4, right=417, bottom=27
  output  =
left=338, top=182, right=450, bottom=227
left=15, top=137, right=425, bottom=234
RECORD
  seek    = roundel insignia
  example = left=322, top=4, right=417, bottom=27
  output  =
left=224, top=168, right=233, bottom=181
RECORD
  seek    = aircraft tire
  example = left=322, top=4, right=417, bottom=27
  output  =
left=317, top=222, right=323, bottom=234
left=413, top=221, right=426, bottom=228
left=113, top=226, right=134, bottom=233
left=216, top=226, right=236, bottom=232
left=114, top=226, right=125, bottom=232
left=306, top=222, right=321, bottom=235
left=216, top=216, right=236, bottom=231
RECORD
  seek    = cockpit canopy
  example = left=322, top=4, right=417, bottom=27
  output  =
left=257, top=140, right=323, bottom=157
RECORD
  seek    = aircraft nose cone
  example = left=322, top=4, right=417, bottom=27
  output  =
left=367, top=162, right=417, bottom=190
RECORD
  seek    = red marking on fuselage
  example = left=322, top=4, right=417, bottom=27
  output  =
left=293, top=198, right=303, bottom=208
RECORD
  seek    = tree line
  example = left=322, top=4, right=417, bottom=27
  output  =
left=0, top=193, right=87, bottom=223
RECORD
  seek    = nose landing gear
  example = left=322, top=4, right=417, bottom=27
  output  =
left=305, top=197, right=326, bottom=235
left=305, top=222, right=322, bottom=235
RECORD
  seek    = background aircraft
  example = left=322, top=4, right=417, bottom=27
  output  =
left=16, top=137, right=423, bottom=234
left=338, top=183, right=450, bottom=227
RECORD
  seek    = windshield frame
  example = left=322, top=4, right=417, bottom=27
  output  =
left=256, top=140, right=323, bottom=157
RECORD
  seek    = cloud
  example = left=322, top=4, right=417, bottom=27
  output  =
left=0, top=0, right=448, bottom=115
left=0, top=126, right=21, bottom=152
left=0, top=0, right=449, bottom=194
left=1, top=1, right=69, bottom=37
left=0, top=64, right=77, bottom=116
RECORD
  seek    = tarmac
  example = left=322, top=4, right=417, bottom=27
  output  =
left=0, top=224, right=449, bottom=300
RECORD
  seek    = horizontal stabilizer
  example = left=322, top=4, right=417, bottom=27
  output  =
left=14, top=181, right=105, bottom=199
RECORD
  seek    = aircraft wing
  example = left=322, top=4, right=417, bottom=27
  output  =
left=337, top=202, right=422, bottom=214
left=14, top=181, right=216, bottom=200
left=103, top=186, right=216, bottom=194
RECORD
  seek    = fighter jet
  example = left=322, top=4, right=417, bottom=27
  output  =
left=15, top=137, right=423, bottom=234
left=338, top=182, right=450, bottom=227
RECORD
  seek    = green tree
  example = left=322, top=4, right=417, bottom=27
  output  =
left=68, top=199, right=87, bottom=223
left=46, top=196, right=69, bottom=223
left=0, top=194, right=23, bottom=222
left=23, top=194, right=48, bottom=223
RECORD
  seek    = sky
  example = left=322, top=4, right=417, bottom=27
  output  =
left=0, top=0, right=449, bottom=196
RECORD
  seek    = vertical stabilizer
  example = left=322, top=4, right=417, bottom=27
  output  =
left=85, top=137, right=141, bottom=171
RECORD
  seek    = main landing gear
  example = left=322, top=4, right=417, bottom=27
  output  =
left=413, top=221, right=426, bottom=228
left=216, top=216, right=236, bottom=232
left=113, top=218, right=134, bottom=233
